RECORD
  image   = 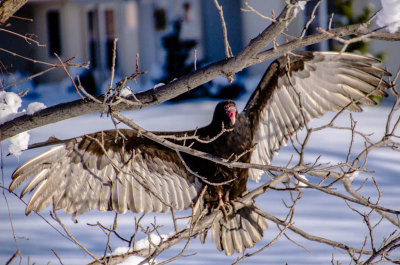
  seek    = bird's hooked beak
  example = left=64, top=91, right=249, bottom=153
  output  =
left=226, top=105, right=237, bottom=125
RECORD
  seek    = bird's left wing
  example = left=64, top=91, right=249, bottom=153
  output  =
left=242, top=51, right=390, bottom=181
left=10, top=129, right=203, bottom=215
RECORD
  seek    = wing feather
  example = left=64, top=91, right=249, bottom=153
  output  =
left=243, top=51, right=389, bottom=181
left=157, top=177, right=171, bottom=212
left=133, top=178, right=144, bottom=213
left=10, top=146, right=66, bottom=190
left=20, top=169, right=48, bottom=197
left=149, top=174, right=163, bottom=212
left=279, top=86, right=302, bottom=131
left=173, top=175, right=186, bottom=210
left=10, top=129, right=203, bottom=215
left=269, top=101, right=287, bottom=147
left=275, top=91, right=295, bottom=132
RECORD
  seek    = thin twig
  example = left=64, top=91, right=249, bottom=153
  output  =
left=0, top=28, right=45, bottom=46
left=300, top=0, right=322, bottom=37
left=50, top=206, right=99, bottom=261
left=51, top=249, right=65, bottom=265
left=54, top=53, right=84, bottom=99
left=1, top=144, right=22, bottom=264
left=5, top=250, right=20, bottom=265
left=213, top=0, right=233, bottom=58
left=241, top=2, right=276, bottom=22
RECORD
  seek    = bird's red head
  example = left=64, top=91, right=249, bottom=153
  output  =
left=212, top=100, right=237, bottom=129
left=224, top=101, right=237, bottom=126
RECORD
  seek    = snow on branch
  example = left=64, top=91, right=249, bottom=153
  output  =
left=0, top=91, right=46, bottom=156
left=376, top=0, right=400, bottom=33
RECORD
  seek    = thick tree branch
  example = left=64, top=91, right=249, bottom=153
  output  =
left=2, top=21, right=399, bottom=142
left=250, top=24, right=400, bottom=66
left=0, top=0, right=27, bottom=24
left=0, top=1, right=316, bottom=141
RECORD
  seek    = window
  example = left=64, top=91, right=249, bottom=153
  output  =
left=153, top=8, right=166, bottom=31
left=183, top=2, right=191, bottom=23
left=47, top=10, right=62, bottom=56
left=104, top=9, right=116, bottom=69
left=87, top=10, right=99, bottom=68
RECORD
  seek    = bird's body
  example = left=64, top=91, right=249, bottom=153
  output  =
left=10, top=51, right=390, bottom=256
left=178, top=111, right=253, bottom=205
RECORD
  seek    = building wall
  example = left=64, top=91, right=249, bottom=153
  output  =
left=61, top=3, right=85, bottom=62
left=201, top=0, right=243, bottom=63
left=240, top=0, right=308, bottom=75
left=31, top=2, right=66, bottom=81
left=137, top=0, right=157, bottom=85
left=118, top=1, right=140, bottom=80
left=1, top=0, right=398, bottom=88
left=137, top=0, right=204, bottom=85
left=27, top=1, right=87, bottom=82
left=1, top=0, right=140, bottom=84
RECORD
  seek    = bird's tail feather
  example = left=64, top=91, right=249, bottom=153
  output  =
left=211, top=203, right=268, bottom=256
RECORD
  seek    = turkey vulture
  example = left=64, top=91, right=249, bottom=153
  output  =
left=10, top=51, right=389, bottom=256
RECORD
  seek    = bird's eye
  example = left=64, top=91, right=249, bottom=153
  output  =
left=224, top=105, right=229, bottom=110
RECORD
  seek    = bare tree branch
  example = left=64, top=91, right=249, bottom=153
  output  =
left=0, top=1, right=321, bottom=141
left=0, top=0, right=27, bottom=24
left=2, top=20, right=399, bottom=141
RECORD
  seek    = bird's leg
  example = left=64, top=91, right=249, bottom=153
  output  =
left=216, top=188, right=237, bottom=221
left=216, top=189, right=229, bottom=219
left=223, top=189, right=236, bottom=212
left=223, top=189, right=230, bottom=203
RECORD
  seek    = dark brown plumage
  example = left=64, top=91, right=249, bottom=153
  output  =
left=10, top=51, right=390, bottom=256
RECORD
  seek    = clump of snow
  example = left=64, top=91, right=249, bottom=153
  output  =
left=153, top=83, right=165, bottom=89
left=0, top=91, right=22, bottom=123
left=112, top=246, right=131, bottom=255
left=112, top=237, right=165, bottom=265
left=27, top=102, right=46, bottom=115
left=293, top=1, right=307, bottom=16
left=133, top=233, right=168, bottom=250
left=120, top=86, right=133, bottom=97
left=346, top=171, right=360, bottom=182
left=376, top=0, right=400, bottom=33
left=1, top=91, right=46, bottom=122
left=296, top=174, right=308, bottom=188
left=296, top=1, right=307, bottom=10
left=9, top=132, right=30, bottom=157
left=4, top=92, right=22, bottom=113
left=112, top=234, right=169, bottom=255
left=0, top=91, right=46, bottom=157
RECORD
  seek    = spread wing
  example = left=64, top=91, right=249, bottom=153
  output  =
left=242, top=51, right=390, bottom=181
left=10, top=129, right=203, bottom=215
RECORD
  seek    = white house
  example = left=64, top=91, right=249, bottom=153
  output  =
left=0, top=0, right=397, bottom=92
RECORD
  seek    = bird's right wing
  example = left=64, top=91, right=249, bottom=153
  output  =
left=10, top=129, right=203, bottom=215
left=242, top=51, right=390, bottom=182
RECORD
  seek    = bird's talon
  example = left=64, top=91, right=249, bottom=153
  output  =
left=215, top=196, right=235, bottom=220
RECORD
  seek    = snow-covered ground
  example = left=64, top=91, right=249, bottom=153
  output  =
left=1, top=78, right=399, bottom=265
